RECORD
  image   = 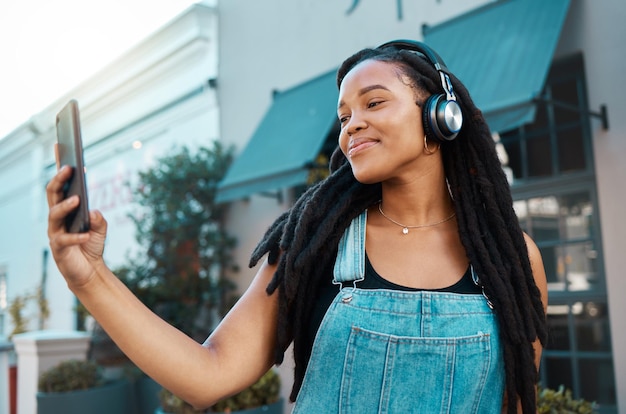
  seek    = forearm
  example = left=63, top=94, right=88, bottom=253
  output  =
left=70, top=261, right=221, bottom=406
left=70, top=258, right=279, bottom=408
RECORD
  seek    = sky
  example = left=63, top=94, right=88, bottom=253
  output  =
left=0, top=0, right=200, bottom=138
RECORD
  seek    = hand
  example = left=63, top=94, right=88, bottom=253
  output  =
left=46, top=165, right=108, bottom=289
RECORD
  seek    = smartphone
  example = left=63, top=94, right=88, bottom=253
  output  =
left=56, top=99, right=90, bottom=233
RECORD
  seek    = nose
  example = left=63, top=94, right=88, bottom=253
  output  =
left=345, top=112, right=367, bottom=136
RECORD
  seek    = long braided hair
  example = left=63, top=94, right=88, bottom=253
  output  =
left=249, top=45, right=547, bottom=413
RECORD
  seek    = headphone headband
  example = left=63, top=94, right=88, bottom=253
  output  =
left=376, top=39, right=463, bottom=142
left=377, top=39, right=449, bottom=73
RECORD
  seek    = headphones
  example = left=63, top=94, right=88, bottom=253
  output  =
left=377, top=39, right=463, bottom=142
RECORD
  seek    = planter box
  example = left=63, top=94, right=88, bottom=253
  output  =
left=37, top=379, right=134, bottom=414
left=134, top=376, right=162, bottom=414
left=155, top=398, right=284, bottom=414
left=224, top=399, right=284, bottom=414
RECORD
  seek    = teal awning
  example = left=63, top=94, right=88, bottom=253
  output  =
left=216, top=70, right=338, bottom=203
left=423, top=0, right=570, bottom=133
left=218, top=0, right=571, bottom=202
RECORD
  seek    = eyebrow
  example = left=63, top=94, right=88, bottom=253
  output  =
left=337, top=84, right=391, bottom=110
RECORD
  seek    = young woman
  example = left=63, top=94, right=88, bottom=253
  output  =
left=46, top=40, right=547, bottom=413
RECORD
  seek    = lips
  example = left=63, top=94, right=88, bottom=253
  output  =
left=348, top=137, right=378, bottom=157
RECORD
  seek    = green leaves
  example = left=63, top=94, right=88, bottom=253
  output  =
left=210, top=369, right=281, bottom=412
left=38, top=360, right=102, bottom=393
left=537, top=385, right=598, bottom=414
left=116, top=142, right=237, bottom=342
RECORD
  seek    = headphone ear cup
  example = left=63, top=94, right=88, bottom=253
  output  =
left=423, top=94, right=463, bottom=142
left=422, top=94, right=445, bottom=143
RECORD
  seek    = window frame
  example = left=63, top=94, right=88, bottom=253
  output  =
left=505, top=53, right=616, bottom=411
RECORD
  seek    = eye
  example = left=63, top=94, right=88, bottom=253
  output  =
left=338, top=115, right=350, bottom=124
left=367, top=100, right=384, bottom=108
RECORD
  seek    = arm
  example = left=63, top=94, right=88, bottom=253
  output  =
left=47, top=166, right=279, bottom=408
left=524, top=232, right=548, bottom=371
left=501, top=233, right=549, bottom=414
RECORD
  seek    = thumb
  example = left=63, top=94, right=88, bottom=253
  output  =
left=82, top=210, right=108, bottom=261
left=89, top=210, right=107, bottom=235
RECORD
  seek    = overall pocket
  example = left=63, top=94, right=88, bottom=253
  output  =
left=339, top=326, right=491, bottom=414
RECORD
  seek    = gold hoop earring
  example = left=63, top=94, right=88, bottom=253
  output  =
left=424, top=135, right=440, bottom=155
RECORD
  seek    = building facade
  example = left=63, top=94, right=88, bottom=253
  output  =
left=0, top=4, right=219, bottom=334
left=216, top=1, right=625, bottom=412
left=0, top=0, right=623, bottom=412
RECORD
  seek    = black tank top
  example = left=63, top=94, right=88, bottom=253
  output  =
left=306, top=253, right=482, bottom=349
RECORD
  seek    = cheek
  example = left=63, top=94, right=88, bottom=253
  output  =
left=338, top=130, right=349, bottom=156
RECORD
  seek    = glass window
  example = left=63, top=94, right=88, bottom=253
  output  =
left=509, top=53, right=615, bottom=411
left=526, top=101, right=550, bottom=134
left=497, top=55, right=589, bottom=184
left=579, top=358, right=616, bottom=405
left=575, top=302, right=612, bottom=352
left=546, top=306, right=571, bottom=350
left=543, top=357, right=573, bottom=391
left=552, top=78, right=581, bottom=125
left=517, top=191, right=599, bottom=293
left=557, top=127, right=586, bottom=173
left=558, top=242, right=599, bottom=292
left=526, top=134, right=553, bottom=177
left=561, top=192, right=593, bottom=240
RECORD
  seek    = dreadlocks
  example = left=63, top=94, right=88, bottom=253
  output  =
left=249, top=45, right=547, bottom=414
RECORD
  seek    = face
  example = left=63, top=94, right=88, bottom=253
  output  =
left=337, top=59, right=430, bottom=184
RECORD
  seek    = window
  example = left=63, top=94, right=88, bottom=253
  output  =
left=500, top=54, right=593, bottom=183
left=502, top=54, right=616, bottom=412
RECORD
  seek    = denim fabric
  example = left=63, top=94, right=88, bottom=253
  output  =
left=292, top=211, right=505, bottom=413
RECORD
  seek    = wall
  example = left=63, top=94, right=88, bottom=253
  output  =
left=1, top=0, right=623, bottom=410
left=217, top=0, right=494, bottom=407
left=217, top=0, right=490, bottom=297
left=218, top=0, right=626, bottom=409
left=0, top=3, right=219, bottom=335
left=555, top=0, right=626, bottom=409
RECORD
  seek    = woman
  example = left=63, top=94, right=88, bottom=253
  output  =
left=46, top=40, right=547, bottom=413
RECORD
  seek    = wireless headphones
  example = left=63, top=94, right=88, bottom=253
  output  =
left=377, top=39, right=463, bottom=142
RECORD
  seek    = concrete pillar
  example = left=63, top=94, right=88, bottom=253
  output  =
left=12, top=330, right=90, bottom=414
left=0, top=336, right=14, bottom=414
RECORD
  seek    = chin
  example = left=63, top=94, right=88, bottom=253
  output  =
left=352, top=171, right=381, bottom=185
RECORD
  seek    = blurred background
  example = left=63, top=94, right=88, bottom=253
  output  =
left=0, top=0, right=624, bottom=413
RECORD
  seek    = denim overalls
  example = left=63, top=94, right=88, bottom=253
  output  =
left=292, top=211, right=505, bottom=413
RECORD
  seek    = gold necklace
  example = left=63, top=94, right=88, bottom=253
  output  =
left=378, top=203, right=456, bottom=235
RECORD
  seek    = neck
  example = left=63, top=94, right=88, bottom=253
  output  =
left=379, top=166, right=453, bottom=224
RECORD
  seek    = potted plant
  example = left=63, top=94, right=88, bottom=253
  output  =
left=211, top=368, right=283, bottom=413
left=37, top=359, right=134, bottom=414
left=115, top=143, right=238, bottom=344
left=111, top=143, right=248, bottom=414
left=537, top=384, right=598, bottom=414
left=156, top=368, right=283, bottom=414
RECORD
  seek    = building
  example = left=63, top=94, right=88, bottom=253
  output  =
left=0, top=4, right=218, bottom=338
left=0, top=0, right=623, bottom=412
left=216, top=1, right=624, bottom=411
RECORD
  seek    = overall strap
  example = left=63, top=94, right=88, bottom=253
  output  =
left=333, top=210, right=367, bottom=284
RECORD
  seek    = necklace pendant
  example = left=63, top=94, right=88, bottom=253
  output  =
left=402, top=227, right=409, bottom=235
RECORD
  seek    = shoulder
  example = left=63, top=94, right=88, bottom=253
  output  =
left=523, top=232, right=548, bottom=310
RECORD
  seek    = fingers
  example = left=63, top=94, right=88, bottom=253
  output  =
left=48, top=194, right=80, bottom=235
left=48, top=199, right=90, bottom=251
left=46, top=165, right=73, bottom=207
left=48, top=227, right=90, bottom=252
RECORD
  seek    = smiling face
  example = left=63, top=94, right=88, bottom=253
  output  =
left=337, top=59, right=432, bottom=184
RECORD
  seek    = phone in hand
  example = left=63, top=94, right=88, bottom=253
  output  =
left=56, top=99, right=90, bottom=233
